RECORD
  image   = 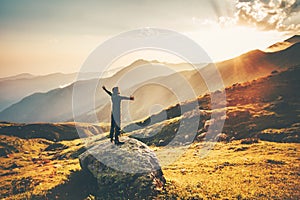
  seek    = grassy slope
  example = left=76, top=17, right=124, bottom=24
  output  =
left=0, top=134, right=299, bottom=199
left=125, top=66, right=300, bottom=144
left=160, top=141, right=300, bottom=199
left=0, top=67, right=299, bottom=199
left=0, top=122, right=109, bottom=141
left=0, top=135, right=83, bottom=199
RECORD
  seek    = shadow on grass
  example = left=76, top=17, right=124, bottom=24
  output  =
left=34, top=170, right=97, bottom=200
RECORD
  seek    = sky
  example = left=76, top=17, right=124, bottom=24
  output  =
left=0, top=0, right=299, bottom=77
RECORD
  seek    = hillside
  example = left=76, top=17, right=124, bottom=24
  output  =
left=0, top=122, right=109, bottom=141
left=0, top=60, right=192, bottom=123
left=0, top=132, right=298, bottom=200
left=265, top=35, right=300, bottom=52
left=125, top=65, right=300, bottom=144
left=216, top=42, right=300, bottom=86
left=0, top=36, right=299, bottom=123
left=0, top=38, right=300, bottom=122
left=0, top=73, right=35, bottom=82
left=87, top=42, right=300, bottom=124
left=0, top=72, right=100, bottom=112
left=79, top=69, right=209, bottom=123
left=0, top=66, right=299, bottom=199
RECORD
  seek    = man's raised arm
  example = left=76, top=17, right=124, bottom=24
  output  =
left=121, top=95, right=134, bottom=101
left=102, top=86, right=112, bottom=96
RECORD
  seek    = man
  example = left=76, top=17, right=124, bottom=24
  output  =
left=102, top=86, right=134, bottom=145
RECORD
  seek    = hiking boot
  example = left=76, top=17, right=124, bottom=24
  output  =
left=115, top=140, right=125, bottom=145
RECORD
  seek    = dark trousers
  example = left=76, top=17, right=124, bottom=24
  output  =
left=110, top=114, right=121, bottom=142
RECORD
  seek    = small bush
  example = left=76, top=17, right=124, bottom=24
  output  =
left=241, top=138, right=259, bottom=144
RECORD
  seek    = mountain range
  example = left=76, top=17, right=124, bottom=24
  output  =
left=0, top=35, right=299, bottom=123
left=125, top=65, right=300, bottom=144
left=265, top=35, right=300, bottom=52
left=0, top=36, right=299, bottom=200
left=0, top=72, right=103, bottom=112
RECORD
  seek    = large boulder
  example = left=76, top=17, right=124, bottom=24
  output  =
left=79, top=137, right=166, bottom=199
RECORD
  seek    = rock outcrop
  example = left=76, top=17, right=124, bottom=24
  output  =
left=79, top=137, right=166, bottom=199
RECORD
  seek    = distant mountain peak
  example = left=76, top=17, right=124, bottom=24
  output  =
left=129, top=59, right=164, bottom=67
left=18, top=73, right=34, bottom=76
left=265, top=35, right=300, bottom=53
left=240, top=49, right=265, bottom=58
left=284, top=35, right=300, bottom=43
left=0, top=73, right=35, bottom=82
left=130, top=59, right=150, bottom=67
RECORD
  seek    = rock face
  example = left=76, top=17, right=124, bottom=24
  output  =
left=79, top=137, right=166, bottom=199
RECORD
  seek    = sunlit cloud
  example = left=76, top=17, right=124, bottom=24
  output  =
left=195, top=0, right=300, bottom=33
left=0, top=0, right=298, bottom=77
left=235, top=0, right=300, bottom=33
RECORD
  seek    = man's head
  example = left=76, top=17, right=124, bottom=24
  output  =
left=112, top=87, right=120, bottom=94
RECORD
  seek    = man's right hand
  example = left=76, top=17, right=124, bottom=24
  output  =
left=130, top=96, right=134, bottom=101
left=102, top=86, right=106, bottom=90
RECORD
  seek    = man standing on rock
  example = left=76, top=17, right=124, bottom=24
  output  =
left=102, top=86, right=134, bottom=145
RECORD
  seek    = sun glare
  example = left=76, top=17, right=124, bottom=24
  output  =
left=104, top=26, right=284, bottom=70
left=185, top=25, right=284, bottom=62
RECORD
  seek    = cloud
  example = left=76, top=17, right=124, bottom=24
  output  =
left=191, top=0, right=299, bottom=33
left=235, top=0, right=300, bottom=32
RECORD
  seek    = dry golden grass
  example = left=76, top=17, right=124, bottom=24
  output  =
left=0, top=133, right=299, bottom=199
left=0, top=135, right=82, bottom=199
left=1, top=64, right=299, bottom=200
left=159, top=140, right=300, bottom=199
